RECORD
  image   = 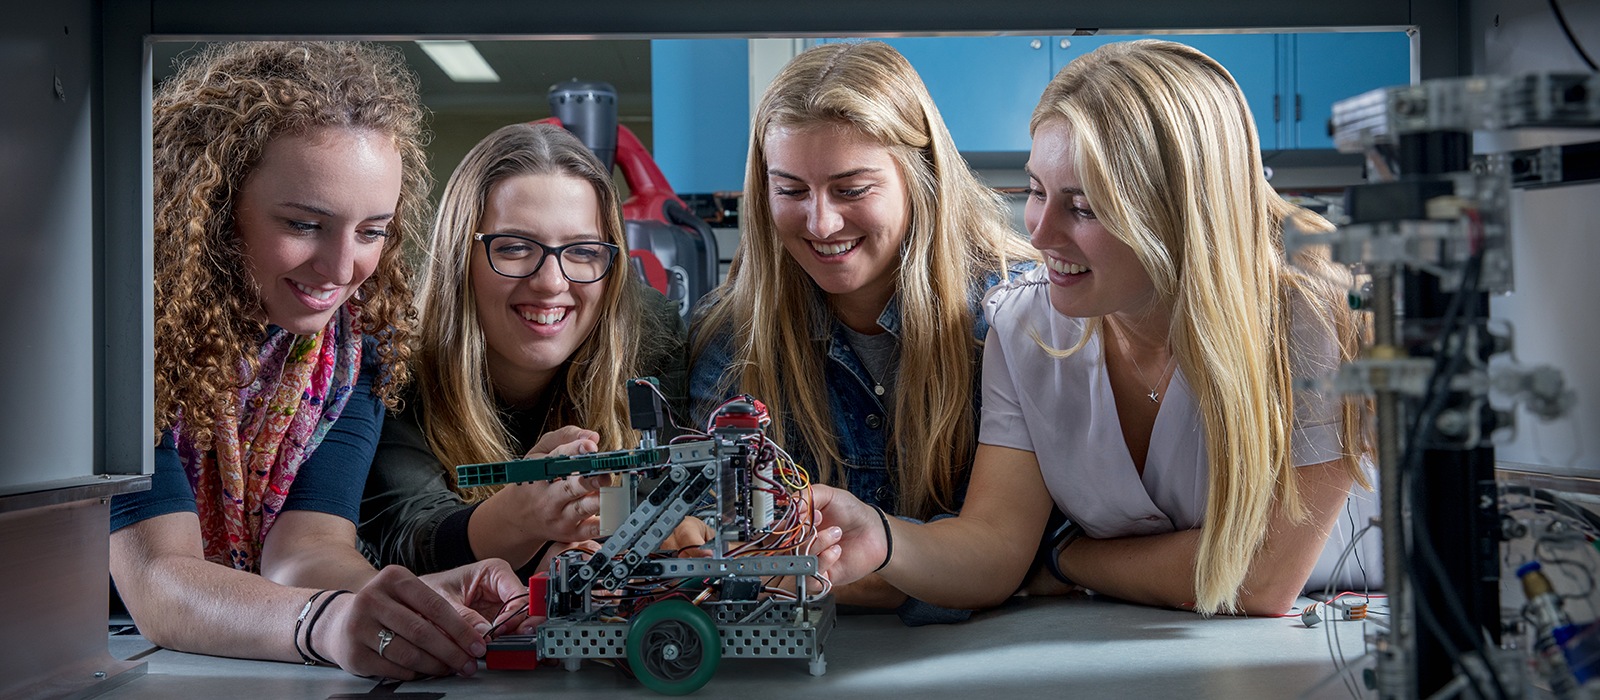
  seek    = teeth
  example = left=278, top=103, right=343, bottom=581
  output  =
left=809, top=239, right=859, bottom=256
left=292, top=281, right=336, bottom=301
left=520, top=308, right=568, bottom=325
left=1046, top=258, right=1089, bottom=276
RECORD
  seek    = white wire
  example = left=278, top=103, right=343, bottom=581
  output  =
left=1320, top=522, right=1376, bottom=699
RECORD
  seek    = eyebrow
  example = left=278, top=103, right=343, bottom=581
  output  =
left=768, top=167, right=882, bottom=182
left=281, top=202, right=395, bottom=222
left=1020, top=167, right=1085, bottom=196
left=490, top=229, right=604, bottom=243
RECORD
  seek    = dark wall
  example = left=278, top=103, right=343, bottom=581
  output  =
left=0, top=1, right=100, bottom=488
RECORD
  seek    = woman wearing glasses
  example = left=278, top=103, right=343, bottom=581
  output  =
left=359, top=123, right=689, bottom=580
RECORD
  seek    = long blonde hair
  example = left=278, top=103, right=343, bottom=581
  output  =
left=693, top=41, right=1036, bottom=519
left=1032, top=40, right=1370, bottom=614
left=152, top=42, right=426, bottom=448
left=416, top=123, right=654, bottom=501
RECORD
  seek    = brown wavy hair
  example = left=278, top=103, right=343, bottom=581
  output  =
left=152, top=42, right=430, bottom=449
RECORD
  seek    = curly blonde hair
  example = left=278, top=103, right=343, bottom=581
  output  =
left=152, top=42, right=430, bottom=449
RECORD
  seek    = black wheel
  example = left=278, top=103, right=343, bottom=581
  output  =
left=626, top=599, right=721, bottom=695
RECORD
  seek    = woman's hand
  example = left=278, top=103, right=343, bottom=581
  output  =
left=524, top=425, right=599, bottom=459
left=480, top=474, right=608, bottom=545
left=312, top=564, right=500, bottom=680
left=468, top=426, right=607, bottom=563
left=661, top=517, right=715, bottom=554
left=803, top=484, right=885, bottom=587
left=420, top=559, right=534, bottom=636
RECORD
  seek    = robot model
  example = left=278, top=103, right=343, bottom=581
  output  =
left=469, top=379, right=834, bottom=695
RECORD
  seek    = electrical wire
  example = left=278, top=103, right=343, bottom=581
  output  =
left=1548, top=0, right=1599, bottom=71
left=484, top=593, right=533, bottom=642
left=1395, top=249, right=1511, bottom=700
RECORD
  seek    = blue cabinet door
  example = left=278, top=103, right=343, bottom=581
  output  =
left=1050, top=34, right=1280, bottom=150
left=1293, top=32, right=1411, bottom=150
left=819, top=37, right=1052, bottom=153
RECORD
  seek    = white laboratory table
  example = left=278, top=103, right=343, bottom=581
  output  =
left=101, top=595, right=1375, bottom=699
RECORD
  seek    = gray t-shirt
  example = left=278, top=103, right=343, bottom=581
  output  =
left=839, top=324, right=899, bottom=423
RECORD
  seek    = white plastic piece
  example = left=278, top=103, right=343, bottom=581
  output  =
left=599, top=474, right=630, bottom=537
left=752, top=459, right=775, bottom=531
left=563, top=657, right=581, bottom=672
left=809, top=652, right=827, bottom=677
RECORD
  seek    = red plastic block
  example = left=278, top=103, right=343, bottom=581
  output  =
left=485, top=648, right=541, bottom=670
left=528, top=572, right=549, bottom=618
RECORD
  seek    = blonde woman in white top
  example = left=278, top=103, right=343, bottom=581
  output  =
left=806, top=40, right=1372, bottom=615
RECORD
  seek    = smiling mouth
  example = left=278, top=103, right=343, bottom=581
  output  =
left=519, top=306, right=569, bottom=326
left=1045, top=257, right=1090, bottom=276
left=291, top=280, right=338, bottom=301
left=809, top=239, right=860, bottom=257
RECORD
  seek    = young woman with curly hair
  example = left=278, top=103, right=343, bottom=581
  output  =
left=808, top=40, right=1374, bottom=616
left=110, top=42, right=526, bottom=680
left=360, top=122, right=691, bottom=579
left=689, top=42, right=1036, bottom=624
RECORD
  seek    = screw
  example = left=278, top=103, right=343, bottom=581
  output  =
left=54, top=74, right=65, bottom=101
left=94, top=672, right=106, bottom=679
left=1435, top=409, right=1470, bottom=437
left=662, top=643, right=679, bottom=660
left=1059, top=38, right=1071, bottom=49
left=1030, top=39, right=1042, bottom=50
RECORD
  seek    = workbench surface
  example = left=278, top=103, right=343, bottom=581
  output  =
left=102, top=594, right=1374, bottom=699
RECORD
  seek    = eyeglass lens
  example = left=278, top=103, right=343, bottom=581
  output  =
left=484, top=236, right=615, bottom=282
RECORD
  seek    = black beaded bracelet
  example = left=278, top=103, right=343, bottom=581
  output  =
left=293, top=590, right=327, bottom=665
left=303, top=589, right=352, bottom=666
left=870, top=505, right=894, bottom=573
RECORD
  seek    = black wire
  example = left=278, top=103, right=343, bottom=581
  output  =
left=1399, top=253, right=1512, bottom=700
left=1347, top=502, right=1371, bottom=591
left=485, top=593, right=532, bottom=640
left=1549, top=0, right=1600, bottom=71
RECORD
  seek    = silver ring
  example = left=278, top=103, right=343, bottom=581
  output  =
left=377, top=628, right=395, bottom=659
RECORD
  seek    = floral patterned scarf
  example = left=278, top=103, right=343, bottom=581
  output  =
left=176, top=304, right=363, bottom=572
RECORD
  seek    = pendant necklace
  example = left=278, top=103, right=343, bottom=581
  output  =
left=1124, top=341, right=1176, bottom=403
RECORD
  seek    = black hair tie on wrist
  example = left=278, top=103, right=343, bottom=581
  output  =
left=304, top=589, right=353, bottom=666
left=293, top=590, right=327, bottom=665
left=870, top=504, right=894, bottom=573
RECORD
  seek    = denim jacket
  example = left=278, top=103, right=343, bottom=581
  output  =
left=689, top=262, right=1033, bottom=516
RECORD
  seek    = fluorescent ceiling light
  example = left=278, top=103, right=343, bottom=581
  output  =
left=415, top=40, right=500, bottom=83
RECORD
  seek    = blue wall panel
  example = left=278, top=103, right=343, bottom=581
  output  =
left=1294, top=32, right=1411, bottom=150
left=821, top=37, right=1053, bottom=153
left=650, top=39, right=749, bottom=194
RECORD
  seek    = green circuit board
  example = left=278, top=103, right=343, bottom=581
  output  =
left=455, top=447, right=670, bottom=487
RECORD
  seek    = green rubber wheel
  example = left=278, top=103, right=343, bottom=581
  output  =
left=626, top=599, right=721, bottom=695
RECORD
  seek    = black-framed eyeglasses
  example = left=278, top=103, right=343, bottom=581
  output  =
left=474, top=234, right=619, bottom=283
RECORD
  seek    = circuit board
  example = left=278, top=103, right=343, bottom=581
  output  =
left=455, top=446, right=672, bottom=487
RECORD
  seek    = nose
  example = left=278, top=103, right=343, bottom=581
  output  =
left=311, top=229, right=360, bottom=285
left=1025, top=197, right=1066, bottom=251
left=525, top=250, right=570, bottom=294
left=807, top=193, right=843, bottom=239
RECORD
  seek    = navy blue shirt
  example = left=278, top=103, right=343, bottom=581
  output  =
left=110, top=339, right=385, bottom=532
